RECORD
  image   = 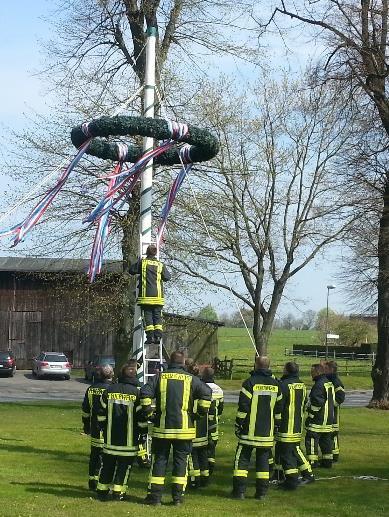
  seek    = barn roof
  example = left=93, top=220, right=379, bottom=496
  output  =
left=0, top=256, right=122, bottom=273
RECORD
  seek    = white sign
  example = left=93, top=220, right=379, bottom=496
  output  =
left=326, top=334, right=339, bottom=339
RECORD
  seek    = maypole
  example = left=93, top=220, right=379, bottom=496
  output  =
left=132, top=26, right=157, bottom=384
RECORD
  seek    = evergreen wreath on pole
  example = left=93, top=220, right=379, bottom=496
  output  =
left=71, top=115, right=219, bottom=164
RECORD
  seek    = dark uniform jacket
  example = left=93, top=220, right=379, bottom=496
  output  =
left=97, top=376, right=146, bottom=456
left=306, top=374, right=335, bottom=433
left=82, top=380, right=112, bottom=448
left=236, top=368, right=283, bottom=447
left=327, top=373, right=345, bottom=431
left=275, top=373, right=307, bottom=443
left=140, top=363, right=212, bottom=440
left=206, top=380, right=224, bottom=441
left=129, top=257, right=171, bottom=306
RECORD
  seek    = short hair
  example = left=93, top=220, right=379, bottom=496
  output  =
left=326, top=360, right=338, bottom=373
left=255, top=356, right=270, bottom=369
left=97, top=365, right=114, bottom=380
left=284, top=361, right=299, bottom=375
left=121, top=362, right=137, bottom=378
left=146, top=244, right=157, bottom=257
left=311, top=363, right=325, bottom=375
left=202, top=366, right=215, bottom=382
left=171, top=351, right=185, bottom=365
left=185, top=358, right=199, bottom=376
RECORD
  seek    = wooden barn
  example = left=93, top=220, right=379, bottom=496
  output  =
left=0, top=257, right=222, bottom=368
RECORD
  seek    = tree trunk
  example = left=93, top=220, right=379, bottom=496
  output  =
left=370, top=178, right=389, bottom=408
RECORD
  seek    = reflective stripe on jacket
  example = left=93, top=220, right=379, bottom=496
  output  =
left=275, top=374, right=307, bottom=443
left=129, top=257, right=171, bottom=306
left=306, top=374, right=335, bottom=433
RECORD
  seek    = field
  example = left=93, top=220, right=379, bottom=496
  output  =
left=0, top=402, right=388, bottom=516
left=217, top=328, right=373, bottom=390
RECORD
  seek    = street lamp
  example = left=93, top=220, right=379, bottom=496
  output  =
left=325, top=284, right=336, bottom=359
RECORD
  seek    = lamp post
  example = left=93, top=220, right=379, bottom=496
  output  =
left=325, top=284, right=336, bottom=359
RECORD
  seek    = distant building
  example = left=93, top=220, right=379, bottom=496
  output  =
left=349, top=314, right=377, bottom=326
left=0, top=257, right=223, bottom=368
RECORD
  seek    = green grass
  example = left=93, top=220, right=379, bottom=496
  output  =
left=0, top=402, right=388, bottom=516
left=218, top=328, right=373, bottom=390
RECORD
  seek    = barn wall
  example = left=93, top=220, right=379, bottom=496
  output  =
left=0, top=272, right=220, bottom=369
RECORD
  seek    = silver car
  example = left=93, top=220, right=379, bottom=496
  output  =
left=32, top=352, right=71, bottom=380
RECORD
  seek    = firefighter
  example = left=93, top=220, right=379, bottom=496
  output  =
left=325, top=360, right=345, bottom=462
left=201, top=366, right=224, bottom=475
left=274, top=362, right=314, bottom=490
left=305, top=363, right=335, bottom=468
left=140, top=350, right=212, bottom=506
left=129, top=243, right=171, bottom=345
left=96, top=362, right=147, bottom=501
left=232, top=356, right=283, bottom=500
left=81, top=364, right=113, bottom=490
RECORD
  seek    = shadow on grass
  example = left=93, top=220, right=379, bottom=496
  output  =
left=0, top=443, right=86, bottom=463
left=11, top=481, right=92, bottom=499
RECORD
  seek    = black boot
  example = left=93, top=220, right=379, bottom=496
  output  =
left=320, top=459, right=332, bottom=468
left=231, top=477, right=245, bottom=499
left=332, top=454, right=339, bottom=463
left=88, top=479, right=97, bottom=491
left=300, top=470, right=315, bottom=485
left=255, top=479, right=269, bottom=500
left=172, top=483, right=185, bottom=505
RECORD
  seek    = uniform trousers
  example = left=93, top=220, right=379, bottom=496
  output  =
left=148, top=438, right=192, bottom=503
left=305, top=430, right=333, bottom=466
left=89, top=444, right=103, bottom=481
left=189, top=445, right=209, bottom=486
left=96, top=453, right=135, bottom=496
left=233, top=444, right=271, bottom=495
left=207, top=438, right=218, bottom=473
left=142, top=305, right=163, bottom=342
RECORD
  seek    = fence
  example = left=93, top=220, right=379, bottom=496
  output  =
left=214, top=355, right=373, bottom=380
left=285, top=348, right=376, bottom=363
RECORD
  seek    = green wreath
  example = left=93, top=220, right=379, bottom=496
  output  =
left=71, top=116, right=219, bottom=164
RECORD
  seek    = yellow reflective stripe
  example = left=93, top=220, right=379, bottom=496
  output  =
left=277, top=394, right=282, bottom=401
left=107, top=400, right=113, bottom=447
left=236, top=411, right=247, bottom=419
left=234, top=444, right=242, bottom=472
left=172, top=476, right=187, bottom=484
left=141, top=398, right=152, bottom=406
left=310, top=405, right=321, bottom=412
left=160, top=376, right=167, bottom=430
left=145, top=325, right=155, bottom=331
left=275, top=413, right=281, bottom=420
left=335, top=386, right=345, bottom=392
left=248, top=392, right=258, bottom=438
left=322, top=454, right=333, bottom=459
left=182, top=376, right=192, bottom=430
left=141, top=260, right=147, bottom=298
left=256, top=472, right=269, bottom=479
left=82, top=411, right=90, bottom=418
left=97, top=483, right=110, bottom=491
left=138, top=297, right=164, bottom=305
left=156, top=262, right=163, bottom=300
left=154, top=324, right=163, bottom=330
left=100, top=397, right=107, bottom=409
left=233, top=469, right=248, bottom=477
left=149, top=477, right=165, bottom=485
left=269, top=389, right=277, bottom=437
left=288, top=386, right=295, bottom=435
left=200, top=470, right=210, bottom=477
left=198, top=399, right=211, bottom=408
left=112, top=484, right=124, bottom=492
left=241, top=387, right=252, bottom=399
left=189, top=469, right=201, bottom=477
left=284, top=468, right=299, bottom=475
left=151, top=429, right=195, bottom=439
left=127, top=401, right=134, bottom=449
left=97, top=415, right=106, bottom=422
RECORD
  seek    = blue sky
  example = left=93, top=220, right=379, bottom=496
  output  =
left=0, top=1, right=352, bottom=316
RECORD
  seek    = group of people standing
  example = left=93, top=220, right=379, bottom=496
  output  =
left=81, top=351, right=344, bottom=505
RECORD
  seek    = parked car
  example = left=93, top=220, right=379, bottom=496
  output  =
left=84, top=355, right=115, bottom=382
left=32, top=352, right=72, bottom=380
left=0, top=350, right=16, bottom=377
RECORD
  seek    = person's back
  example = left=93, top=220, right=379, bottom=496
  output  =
left=305, top=364, right=335, bottom=468
left=140, top=351, right=212, bottom=506
left=233, top=356, right=282, bottom=500
left=202, top=366, right=224, bottom=475
left=82, top=365, right=113, bottom=490
left=325, top=360, right=345, bottom=461
left=96, top=362, right=145, bottom=501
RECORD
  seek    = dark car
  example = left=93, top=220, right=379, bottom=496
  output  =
left=84, top=355, right=115, bottom=382
left=0, top=351, right=16, bottom=377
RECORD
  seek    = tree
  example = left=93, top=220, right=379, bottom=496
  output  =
left=3, top=0, right=257, bottom=371
left=196, top=304, right=218, bottom=321
left=262, top=0, right=389, bottom=406
left=167, top=76, right=361, bottom=354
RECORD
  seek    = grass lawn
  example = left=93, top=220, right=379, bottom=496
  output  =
left=0, top=402, right=388, bottom=516
left=218, top=328, right=374, bottom=390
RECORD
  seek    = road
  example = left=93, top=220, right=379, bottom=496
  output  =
left=0, top=370, right=373, bottom=407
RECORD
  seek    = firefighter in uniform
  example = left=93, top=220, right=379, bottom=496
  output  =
left=96, top=363, right=147, bottom=501
left=305, top=363, right=335, bottom=468
left=140, top=351, right=212, bottom=506
left=129, top=244, right=171, bottom=345
left=325, top=360, right=345, bottom=462
left=201, top=366, right=224, bottom=475
left=274, top=362, right=314, bottom=489
left=233, top=356, right=283, bottom=500
left=82, top=365, right=113, bottom=490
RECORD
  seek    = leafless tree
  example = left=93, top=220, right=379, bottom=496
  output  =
left=164, top=76, right=362, bottom=354
left=261, top=0, right=389, bottom=406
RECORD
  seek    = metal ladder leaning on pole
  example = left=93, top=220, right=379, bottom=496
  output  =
left=132, top=25, right=163, bottom=386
